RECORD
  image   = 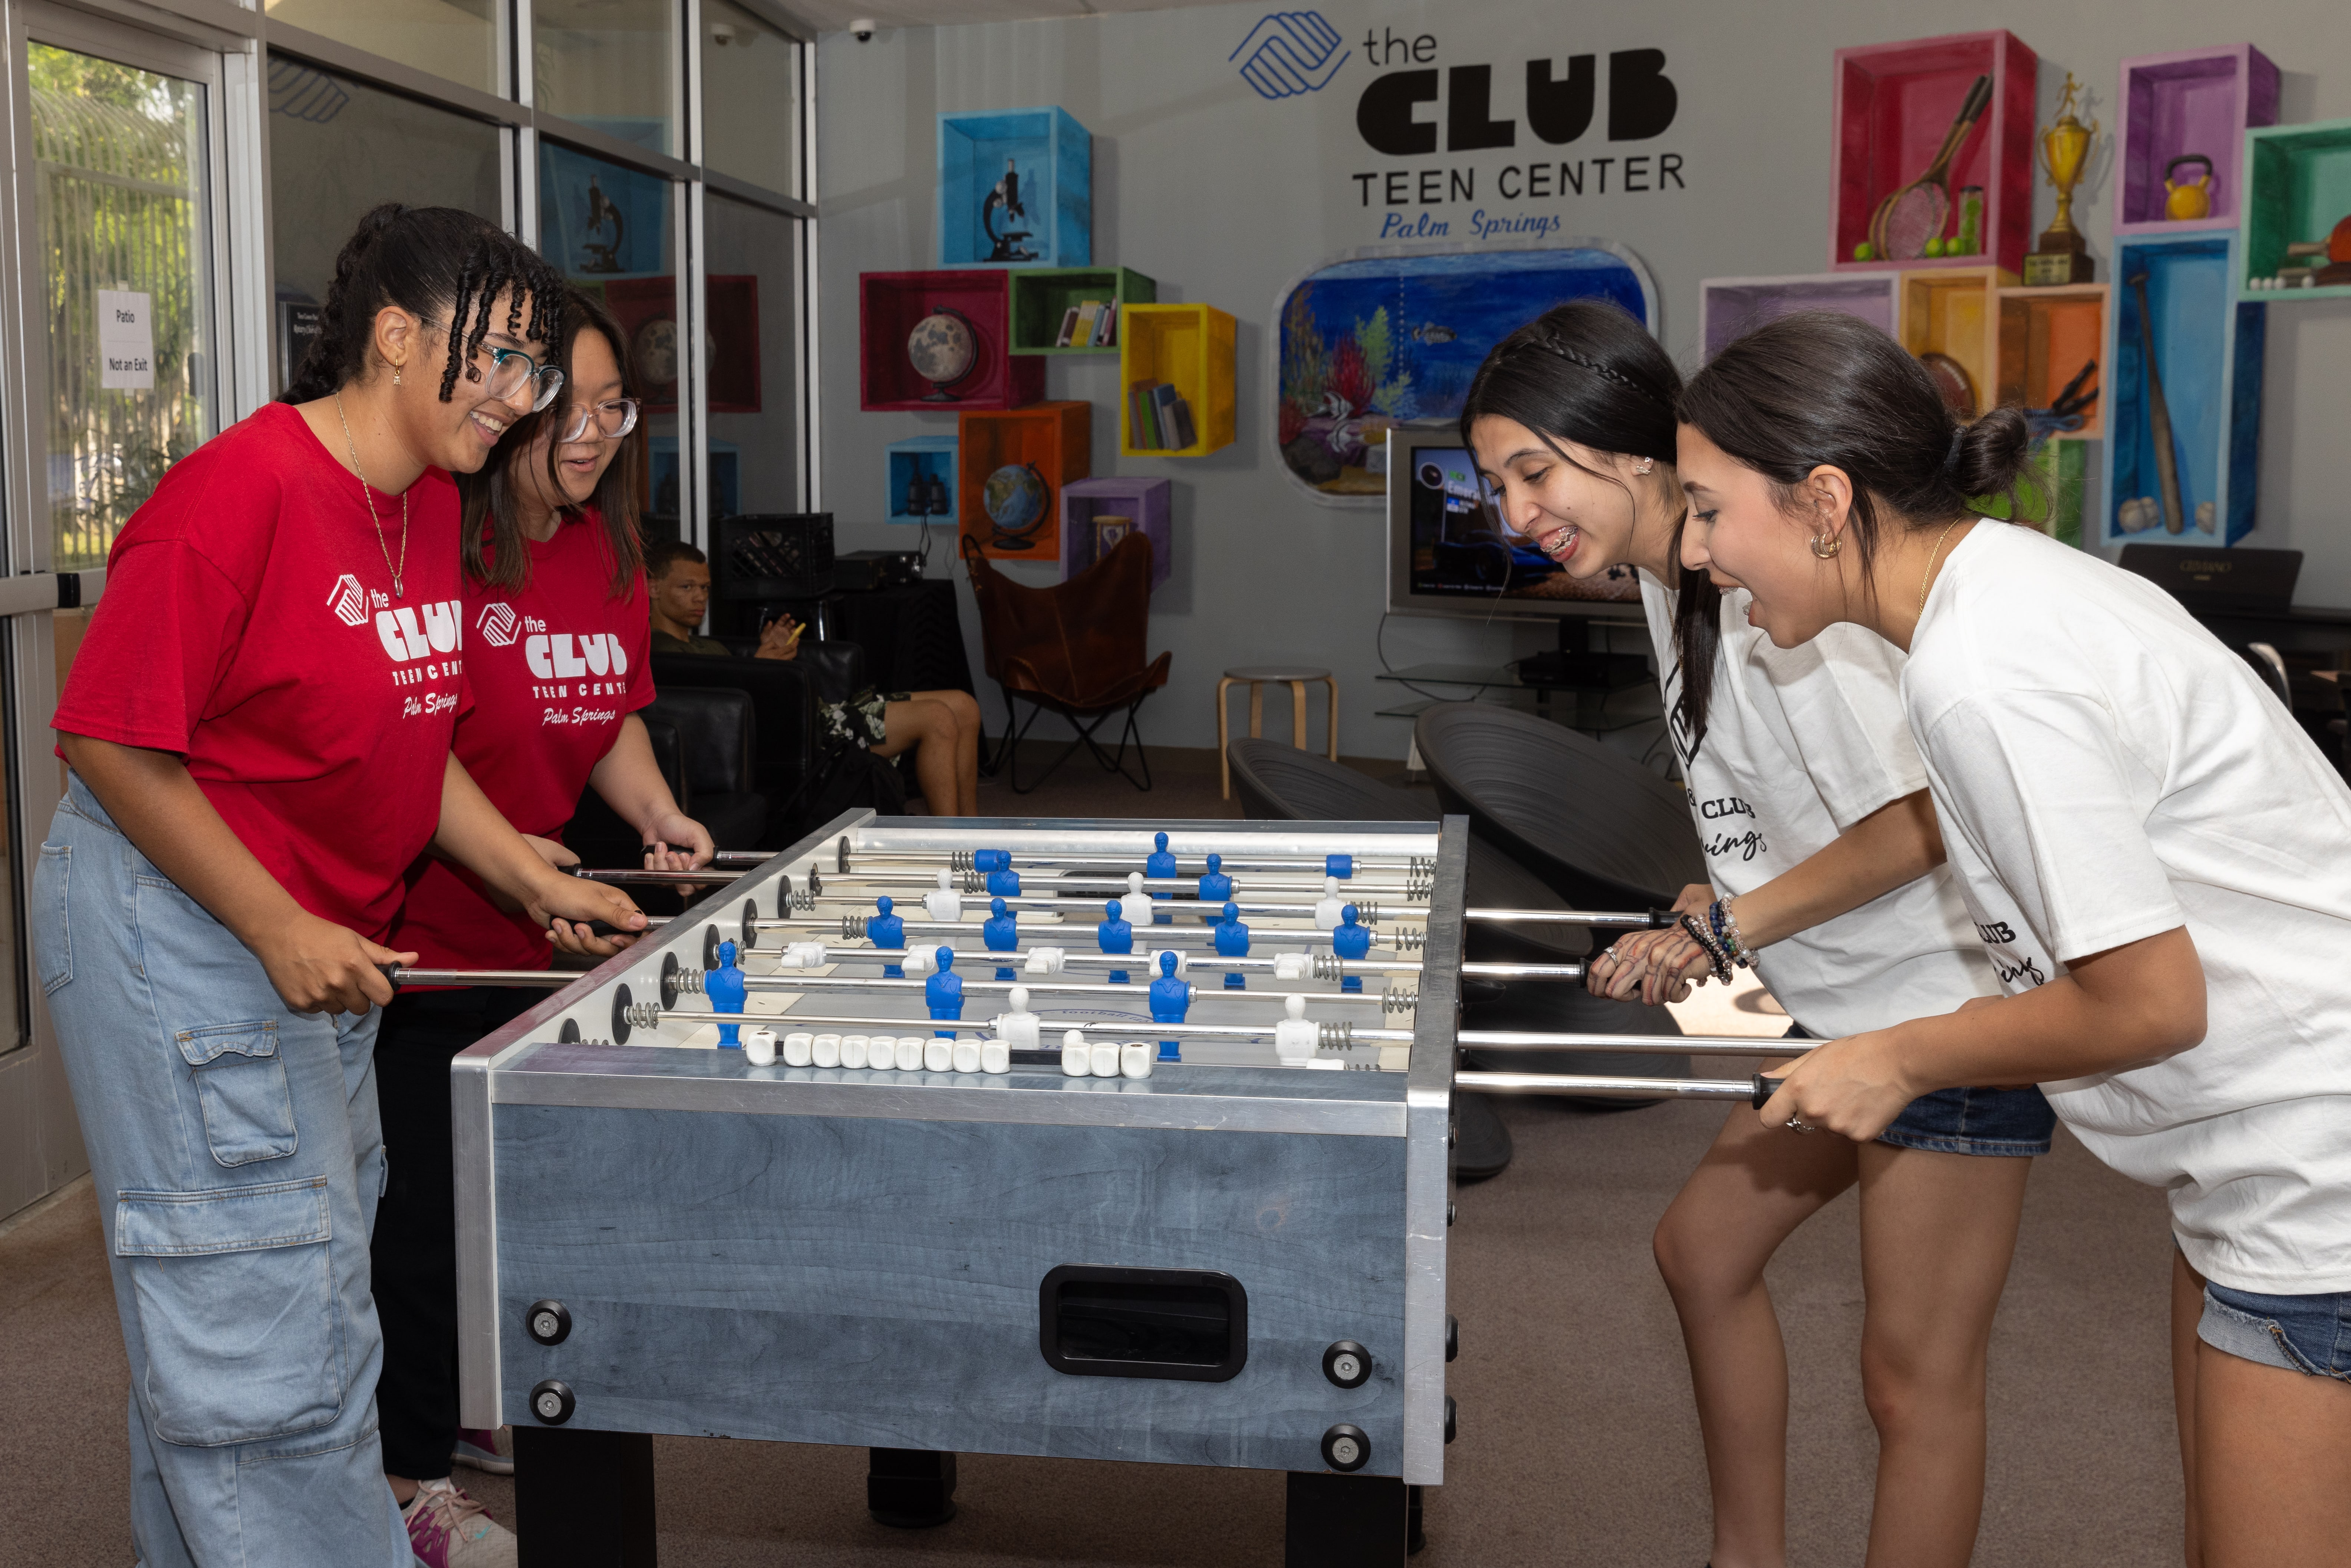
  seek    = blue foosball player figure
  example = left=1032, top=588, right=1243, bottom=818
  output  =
left=1334, top=905, right=1370, bottom=992
left=1149, top=950, right=1191, bottom=1063
left=1213, top=899, right=1249, bottom=990
left=1097, top=900, right=1134, bottom=984
left=1196, top=853, right=1232, bottom=904
left=984, top=895, right=1019, bottom=979
left=925, top=947, right=962, bottom=1037
left=986, top=865, right=1022, bottom=897
left=708, top=939, right=747, bottom=1047
left=870, top=895, right=905, bottom=978
left=1146, top=830, right=1178, bottom=882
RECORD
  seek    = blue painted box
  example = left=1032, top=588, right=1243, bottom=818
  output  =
left=886, top=435, right=959, bottom=527
left=938, top=107, right=1091, bottom=269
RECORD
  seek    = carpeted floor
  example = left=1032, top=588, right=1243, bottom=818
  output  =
left=0, top=747, right=2188, bottom=1566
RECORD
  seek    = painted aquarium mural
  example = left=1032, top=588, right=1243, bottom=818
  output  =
left=1275, top=245, right=1656, bottom=504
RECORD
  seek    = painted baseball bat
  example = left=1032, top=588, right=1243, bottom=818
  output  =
left=2128, top=274, right=2186, bottom=536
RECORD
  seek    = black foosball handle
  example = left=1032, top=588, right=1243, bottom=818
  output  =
left=1751, top=1074, right=1784, bottom=1108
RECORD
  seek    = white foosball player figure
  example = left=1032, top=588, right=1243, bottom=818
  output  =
left=924, top=869, right=962, bottom=922
left=1313, top=877, right=1347, bottom=931
left=1117, top=871, right=1154, bottom=927
left=1023, top=946, right=1067, bottom=974
left=776, top=940, right=829, bottom=969
left=905, top=946, right=939, bottom=977
left=1274, top=952, right=1313, bottom=980
left=995, top=986, right=1042, bottom=1052
left=1275, top=994, right=1318, bottom=1066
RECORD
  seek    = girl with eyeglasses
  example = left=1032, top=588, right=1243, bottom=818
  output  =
left=369, top=286, right=706, bottom=1558
left=1460, top=300, right=2050, bottom=1568
left=37, top=204, right=643, bottom=1568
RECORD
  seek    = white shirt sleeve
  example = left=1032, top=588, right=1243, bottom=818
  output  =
left=1921, top=688, right=2186, bottom=964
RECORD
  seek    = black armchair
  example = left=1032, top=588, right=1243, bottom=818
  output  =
left=651, top=651, right=820, bottom=808
left=638, top=687, right=767, bottom=850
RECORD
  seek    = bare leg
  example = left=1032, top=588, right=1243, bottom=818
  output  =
left=1852, top=1142, right=2033, bottom=1568
left=907, top=688, right=980, bottom=814
left=876, top=699, right=959, bottom=816
left=2174, top=1249, right=2206, bottom=1568
left=2194, top=1318, right=2351, bottom=1567
left=1653, top=1087, right=1860, bottom=1568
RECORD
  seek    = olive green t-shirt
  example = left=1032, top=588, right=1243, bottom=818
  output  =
left=650, top=629, right=731, bottom=657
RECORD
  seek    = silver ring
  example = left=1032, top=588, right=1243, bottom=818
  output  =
left=1783, top=1116, right=1816, bottom=1134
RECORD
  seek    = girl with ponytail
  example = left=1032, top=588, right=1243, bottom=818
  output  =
left=1461, top=300, right=2051, bottom=1568
left=1681, top=309, right=2351, bottom=1564
left=40, top=204, right=644, bottom=1568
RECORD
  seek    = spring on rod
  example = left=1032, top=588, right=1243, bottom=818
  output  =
left=1382, top=988, right=1417, bottom=1015
left=839, top=913, right=869, bottom=941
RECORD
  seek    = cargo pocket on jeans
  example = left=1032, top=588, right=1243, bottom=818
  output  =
left=115, top=1176, right=345, bottom=1446
left=177, top=1022, right=297, bottom=1166
left=32, top=844, right=69, bottom=994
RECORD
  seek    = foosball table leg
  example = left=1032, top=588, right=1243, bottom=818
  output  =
left=1284, top=1471, right=1411, bottom=1567
left=867, top=1446, right=958, bottom=1527
left=512, top=1426, right=658, bottom=1567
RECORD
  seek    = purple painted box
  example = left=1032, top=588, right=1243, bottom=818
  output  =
left=2115, top=45, right=2279, bottom=234
left=1699, top=272, right=1900, bottom=359
left=1060, top=477, right=1171, bottom=591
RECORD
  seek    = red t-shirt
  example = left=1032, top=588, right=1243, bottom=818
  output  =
left=52, top=401, right=467, bottom=942
left=392, top=510, right=654, bottom=971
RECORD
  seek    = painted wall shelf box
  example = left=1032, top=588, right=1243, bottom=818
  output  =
left=2239, top=118, right=2351, bottom=300
left=1699, top=273, right=1898, bottom=360
left=1897, top=265, right=2016, bottom=416
left=938, top=107, right=1092, bottom=270
left=2103, top=232, right=2265, bottom=546
left=1994, top=283, right=2108, bottom=439
left=2114, top=46, right=2279, bottom=236
left=885, top=435, right=959, bottom=527
left=858, top=270, right=1044, bottom=412
left=1060, top=477, right=1172, bottom=591
left=1827, top=31, right=2038, bottom=277
left=958, top=402, right=1090, bottom=561
left=1010, top=267, right=1156, bottom=354
left=1120, top=304, right=1238, bottom=458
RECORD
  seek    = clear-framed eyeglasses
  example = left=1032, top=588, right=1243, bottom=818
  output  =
left=556, top=398, right=642, bottom=443
left=423, top=319, right=564, bottom=412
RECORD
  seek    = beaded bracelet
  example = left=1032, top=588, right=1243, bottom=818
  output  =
left=1679, top=912, right=1734, bottom=984
left=1708, top=898, right=1753, bottom=969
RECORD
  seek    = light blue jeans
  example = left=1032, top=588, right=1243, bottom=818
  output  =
left=36, top=774, right=409, bottom=1568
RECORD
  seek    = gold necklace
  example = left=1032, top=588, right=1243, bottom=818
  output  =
left=333, top=391, right=409, bottom=599
left=1917, top=517, right=1962, bottom=616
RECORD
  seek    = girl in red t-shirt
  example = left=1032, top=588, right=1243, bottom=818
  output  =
left=37, top=205, right=643, bottom=1568
left=371, top=289, right=709, bottom=1516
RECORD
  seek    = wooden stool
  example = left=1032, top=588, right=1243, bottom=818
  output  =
left=1217, top=666, right=1336, bottom=798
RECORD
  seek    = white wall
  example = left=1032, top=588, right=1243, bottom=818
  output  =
left=817, top=0, right=2350, bottom=756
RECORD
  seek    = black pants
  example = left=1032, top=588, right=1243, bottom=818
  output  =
left=371, top=986, right=536, bottom=1481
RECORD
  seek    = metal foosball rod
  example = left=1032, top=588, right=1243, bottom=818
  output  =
left=810, top=947, right=1581, bottom=982
left=835, top=848, right=1434, bottom=876
left=679, top=972, right=1419, bottom=1012
left=1458, top=1071, right=1787, bottom=1104
left=752, top=915, right=1402, bottom=948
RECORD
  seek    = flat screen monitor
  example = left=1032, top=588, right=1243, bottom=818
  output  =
left=1383, top=422, right=1641, bottom=619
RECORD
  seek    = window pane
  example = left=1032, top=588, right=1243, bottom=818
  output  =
left=31, top=43, right=216, bottom=571
left=701, top=0, right=801, bottom=197
left=261, top=0, right=498, bottom=97
left=268, top=57, right=503, bottom=395
left=539, top=142, right=682, bottom=543
left=535, top=0, right=679, bottom=157
left=704, top=194, right=799, bottom=518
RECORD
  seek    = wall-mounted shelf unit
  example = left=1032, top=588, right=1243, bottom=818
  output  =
left=1119, top=304, right=1237, bottom=457
left=2104, top=232, right=2265, bottom=546
left=885, top=434, right=959, bottom=527
left=938, top=106, right=1092, bottom=270
left=1827, top=31, right=2038, bottom=276
left=1698, top=272, right=1899, bottom=359
left=2239, top=117, right=2351, bottom=300
left=1061, top=477, right=1172, bottom=590
left=1009, top=266, right=1156, bottom=354
left=958, top=401, right=1090, bottom=561
left=2115, top=45, right=2279, bottom=236
left=859, top=270, right=1044, bottom=412
left=1995, top=282, right=2108, bottom=438
left=1898, top=265, right=2015, bottom=415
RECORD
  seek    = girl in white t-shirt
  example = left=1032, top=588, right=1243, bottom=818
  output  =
left=1676, top=309, right=2351, bottom=1566
left=1460, top=300, right=2052, bottom=1568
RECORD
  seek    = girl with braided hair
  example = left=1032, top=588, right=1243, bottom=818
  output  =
left=39, top=204, right=645, bottom=1568
left=1459, top=299, right=2050, bottom=1568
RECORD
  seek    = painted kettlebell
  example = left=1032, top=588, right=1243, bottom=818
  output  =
left=2164, top=154, right=2214, bottom=221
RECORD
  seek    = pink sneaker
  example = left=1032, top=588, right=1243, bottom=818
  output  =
left=402, top=1478, right=516, bottom=1568
left=452, top=1426, right=513, bottom=1475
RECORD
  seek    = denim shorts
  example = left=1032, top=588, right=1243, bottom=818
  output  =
left=1785, top=1022, right=2056, bottom=1157
left=2199, top=1283, right=2351, bottom=1380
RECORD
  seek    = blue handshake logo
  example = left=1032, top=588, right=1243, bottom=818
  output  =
left=1231, top=11, right=1349, bottom=100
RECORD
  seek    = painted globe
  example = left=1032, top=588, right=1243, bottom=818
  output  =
left=982, top=463, right=1048, bottom=533
left=906, top=310, right=977, bottom=385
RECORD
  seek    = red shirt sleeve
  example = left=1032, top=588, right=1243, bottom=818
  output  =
left=53, top=537, right=251, bottom=756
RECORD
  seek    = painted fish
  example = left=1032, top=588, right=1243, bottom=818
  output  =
left=1410, top=322, right=1456, bottom=343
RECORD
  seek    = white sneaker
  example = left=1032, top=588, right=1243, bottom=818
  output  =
left=402, top=1477, right=518, bottom=1568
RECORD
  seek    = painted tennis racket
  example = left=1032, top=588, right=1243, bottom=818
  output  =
left=1871, top=73, right=1993, bottom=261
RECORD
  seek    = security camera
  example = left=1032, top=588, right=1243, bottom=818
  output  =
left=852, top=18, right=876, bottom=42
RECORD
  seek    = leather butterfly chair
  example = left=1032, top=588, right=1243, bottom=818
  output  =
left=963, top=532, right=1170, bottom=794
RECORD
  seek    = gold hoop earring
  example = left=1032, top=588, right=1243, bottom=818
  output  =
left=1810, top=533, right=1841, bottom=559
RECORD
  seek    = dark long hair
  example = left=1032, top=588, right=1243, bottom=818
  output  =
left=1677, top=312, right=2037, bottom=606
left=1456, top=300, right=1724, bottom=751
left=279, top=203, right=568, bottom=407
left=459, top=288, right=645, bottom=599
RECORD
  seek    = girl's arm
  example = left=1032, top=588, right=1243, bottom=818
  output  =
left=431, top=754, right=647, bottom=936
left=587, top=715, right=714, bottom=871
left=1759, top=926, right=2205, bottom=1139
left=61, top=734, right=415, bottom=1015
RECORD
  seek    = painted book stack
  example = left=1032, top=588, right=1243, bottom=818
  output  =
left=1055, top=300, right=1120, bottom=347
left=1127, top=380, right=1195, bottom=452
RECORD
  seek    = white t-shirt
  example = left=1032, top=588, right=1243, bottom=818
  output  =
left=1640, top=574, right=1995, bottom=1038
left=1906, top=523, right=2351, bottom=1293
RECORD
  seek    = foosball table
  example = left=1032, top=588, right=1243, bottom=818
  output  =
left=444, top=811, right=1794, bottom=1565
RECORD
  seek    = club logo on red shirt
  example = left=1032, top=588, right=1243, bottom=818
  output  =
left=326, top=573, right=368, bottom=627
left=478, top=602, right=520, bottom=647
left=524, top=632, right=630, bottom=680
